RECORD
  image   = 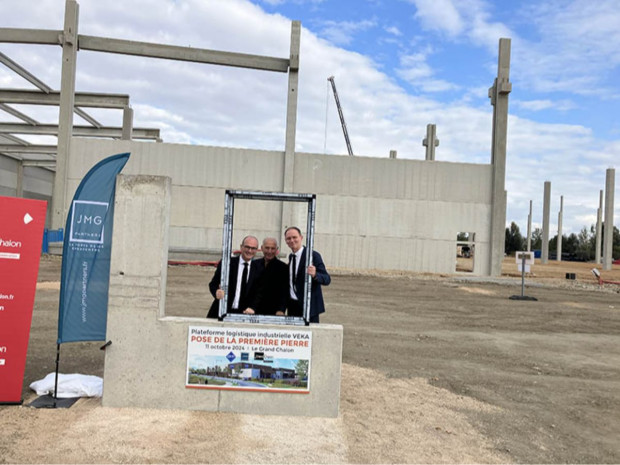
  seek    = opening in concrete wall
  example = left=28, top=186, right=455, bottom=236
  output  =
left=456, top=232, right=476, bottom=273
left=164, top=191, right=317, bottom=323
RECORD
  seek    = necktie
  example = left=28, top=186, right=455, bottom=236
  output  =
left=240, top=262, right=248, bottom=298
left=290, top=253, right=297, bottom=292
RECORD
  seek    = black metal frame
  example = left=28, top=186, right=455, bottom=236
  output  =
left=218, top=190, right=316, bottom=326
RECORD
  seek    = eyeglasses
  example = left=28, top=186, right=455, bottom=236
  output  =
left=242, top=245, right=258, bottom=251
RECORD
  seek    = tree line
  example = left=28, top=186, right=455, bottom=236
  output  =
left=505, top=222, right=620, bottom=260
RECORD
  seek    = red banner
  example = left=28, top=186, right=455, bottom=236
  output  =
left=0, top=196, right=47, bottom=404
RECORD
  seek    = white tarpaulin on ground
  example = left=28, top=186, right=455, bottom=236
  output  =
left=30, top=372, right=103, bottom=398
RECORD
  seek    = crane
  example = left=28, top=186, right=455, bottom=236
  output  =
left=327, top=76, right=354, bottom=156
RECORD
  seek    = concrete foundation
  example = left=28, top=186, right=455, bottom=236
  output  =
left=102, top=175, right=343, bottom=417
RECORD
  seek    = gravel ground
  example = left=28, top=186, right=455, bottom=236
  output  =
left=1, top=256, right=619, bottom=463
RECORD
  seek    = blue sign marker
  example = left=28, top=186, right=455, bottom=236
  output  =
left=226, top=351, right=236, bottom=362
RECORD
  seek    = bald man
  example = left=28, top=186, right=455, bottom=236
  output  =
left=247, top=237, right=288, bottom=315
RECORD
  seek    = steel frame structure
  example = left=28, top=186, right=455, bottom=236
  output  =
left=218, top=190, right=316, bottom=326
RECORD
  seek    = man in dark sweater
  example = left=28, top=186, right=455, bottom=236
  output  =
left=246, top=237, right=288, bottom=316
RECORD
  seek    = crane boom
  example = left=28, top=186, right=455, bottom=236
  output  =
left=327, top=76, right=354, bottom=156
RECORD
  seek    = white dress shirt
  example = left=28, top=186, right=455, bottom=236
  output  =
left=289, top=247, right=304, bottom=300
left=232, top=259, right=251, bottom=309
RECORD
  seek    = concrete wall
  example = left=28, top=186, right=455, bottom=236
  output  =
left=103, top=175, right=343, bottom=417
left=0, top=154, right=54, bottom=228
left=63, top=137, right=494, bottom=274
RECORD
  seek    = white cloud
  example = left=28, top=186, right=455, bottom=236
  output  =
left=510, top=0, right=620, bottom=96
left=513, top=99, right=577, bottom=112
left=410, top=0, right=464, bottom=37
left=408, top=0, right=513, bottom=51
left=316, top=19, right=377, bottom=46
left=395, top=50, right=460, bottom=93
left=385, top=26, right=402, bottom=37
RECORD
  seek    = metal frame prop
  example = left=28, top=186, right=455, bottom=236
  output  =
left=219, top=190, right=316, bottom=326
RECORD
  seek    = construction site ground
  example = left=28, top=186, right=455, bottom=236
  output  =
left=2, top=255, right=619, bottom=463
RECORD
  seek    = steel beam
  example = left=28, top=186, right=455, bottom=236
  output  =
left=74, top=106, right=102, bottom=127
left=22, top=160, right=56, bottom=167
left=0, top=89, right=129, bottom=108
left=0, top=144, right=56, bottom=153
left=78, top=34, right=290, bottom=73
left=0, top=103, right=39, bottom=125
left=0, top=52, right=53, bottom=93
left=0, top=28, right=62, bottom=45
left=0, top=122, right=160, bottom=139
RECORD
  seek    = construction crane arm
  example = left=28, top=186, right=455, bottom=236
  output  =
left=327, top=76, right=354, bottom=156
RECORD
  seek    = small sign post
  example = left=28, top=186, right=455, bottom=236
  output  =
left=510, top=251, right=537, bottom=301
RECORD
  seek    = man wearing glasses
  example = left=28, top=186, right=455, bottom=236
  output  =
left=207, top=235, right=263, bottom=318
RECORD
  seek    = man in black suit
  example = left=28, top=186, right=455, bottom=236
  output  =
left=207, top=235, right=262, bottom=319
left=246, top=237, right=288, bottom=316
left=284, top=226, right=331, bottom=323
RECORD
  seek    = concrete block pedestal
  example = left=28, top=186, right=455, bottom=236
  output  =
left=102, top=175, right=343, bottom=417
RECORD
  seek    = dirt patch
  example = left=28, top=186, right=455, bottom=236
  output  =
left=36, top=281, right=60, bottom=290
left=458, top=286, right=497, bottom=295
left=2, top=255, right=620, bottom=463
left=2, top=364, right=508, bottom=464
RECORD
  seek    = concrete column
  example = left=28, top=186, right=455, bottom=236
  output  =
left=527, top=200, right=532, bottom=251
left=51, top=0, right=79, bottom=229
left=108, top=175, right=171, bottom=318
left=389, top=150, right=397, bottom=159
left=422, top=124, right=439, bottom=161
left=541, top=181, right=551, bottom=264
left=596, top=189, right=603, bottom=264
left=603, top=168, right=615, bottom=271
left=16, top=161, right=24, bottom=197
left=556, top=195, right=563, bottom=261
left=280, top=21, right=301, bottom=235
left=121, top=105, right=133, bottom=140
left=488, top=38, right=511, bottom=276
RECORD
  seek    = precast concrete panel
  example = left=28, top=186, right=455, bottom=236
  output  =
left=70, top=138, right=284, bottom=192
left=314, top=196, right=490, bottom=240
left=0, top=170, right=16, bottom=192
left=22, top=173, right=53, bottom=198
left=66, top=138, right=497, bottom=275
left=294, top=152, right=492, bottom=203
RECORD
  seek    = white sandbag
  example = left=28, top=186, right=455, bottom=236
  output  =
left=29, top=372, right=103, bottom=398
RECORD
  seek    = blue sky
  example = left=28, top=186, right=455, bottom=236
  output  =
left=1, top=0, right=619, bottom=236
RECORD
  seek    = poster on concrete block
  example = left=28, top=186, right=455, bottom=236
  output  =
left=186, top=326, right=312, bottom=394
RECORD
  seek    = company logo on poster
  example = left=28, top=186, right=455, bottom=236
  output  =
left=69, top=200, right=109, bottom=244
left=0, top=237, right=22, bottom=260
left=186, top=326, right=312, bottom=394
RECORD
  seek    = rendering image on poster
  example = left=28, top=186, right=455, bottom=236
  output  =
left=186, top=326, right=312, bottom=394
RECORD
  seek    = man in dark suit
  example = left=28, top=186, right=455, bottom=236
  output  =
left=284, top=226, right=331, bottom=323
left=207, top=235, right=262, bottom=319
left=246, top=237, right=288, bottom=316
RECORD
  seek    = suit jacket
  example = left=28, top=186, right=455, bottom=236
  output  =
left=289, top=248, right=331, bottom=318
left=253, top=257, right=288, bottom=315
left=207, top=256, right=263, bottom=318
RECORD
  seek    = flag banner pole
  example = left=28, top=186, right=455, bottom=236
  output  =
left=57, top=153, right=130, bottom=344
